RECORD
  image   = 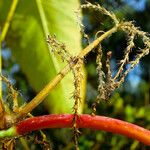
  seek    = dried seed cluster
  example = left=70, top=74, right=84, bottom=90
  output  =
left=47, top=35, right=71, bottom=62
left=0, top=75, right=50, bottom=148
left=0, top=1, right=148, bottom=149
left=92, top=21, right=150, bottom=114
left=0, top=74, right=18, bottom=112
left=81, top=1, right=119, bottom=25
left=47, top=34, right=84, bottom=149
left=72, top=58, right=83, bottom=116
left=46, top=2, right=150, bottom=149
left=81, top=3, right=150, bottom=115
left=75, top=8, right=90, bottom=45
left=92, top=45, right=105, bottom=115
left=72, top=58, right=83, bottom=149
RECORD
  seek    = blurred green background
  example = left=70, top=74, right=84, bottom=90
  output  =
left=0, top=0, right=150, bottom=149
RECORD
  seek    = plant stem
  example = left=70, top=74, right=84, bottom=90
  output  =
left=15, top=25, right=118, bottom=121
left=1, top=114, right=150, bottom=146
left=0, top=0, right=19, bottom=42
left=0, top=126, right=16, bottom=138
left=0, top=0, right=19, bottom=129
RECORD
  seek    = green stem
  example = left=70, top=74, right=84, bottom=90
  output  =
left=0, top=0, right=19, bottom=42
left=0, top=0, right=19, bottom=127
left=0, top=126, right=17, bottom=138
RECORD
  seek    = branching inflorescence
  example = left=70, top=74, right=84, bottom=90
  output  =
left=47, top=34, right=84, bottom=149
left=80, top=2, right=150, bottom=114
left=1, top=75, right=19, bottom=112
left=47, top=2, right=150, bottom=147
left=0, top=1, right=150, bottom=149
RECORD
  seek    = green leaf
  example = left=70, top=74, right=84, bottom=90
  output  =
left=0, top=0, right=85, bottom=113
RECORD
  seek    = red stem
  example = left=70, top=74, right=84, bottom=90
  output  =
left=16, top=114, right=150, bottom=146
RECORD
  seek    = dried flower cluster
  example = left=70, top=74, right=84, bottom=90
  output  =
left=75, top=8, right=90, bottom=45
left=72, top=58, right=83, bottom=149
left=46, top=2, right=150, bottom=149
left=47, top=35, right=84, bottom=149
left=47, top=35, right=71, bottom=62
left=81, top=1, right=119, bottom=25
left=80, top=2, right=150, bottom=114
left=0, top=75, right=50, bottom=149
left=0, top=74, right=18, bottom=112
left=47, top=2, right=150, bottom=148
left=92, top=45, right=105, bottom=115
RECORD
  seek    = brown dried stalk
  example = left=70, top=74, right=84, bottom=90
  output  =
left=92, top=44, right=105, bottom=115
left=72, top=58, right=83, bottom=149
